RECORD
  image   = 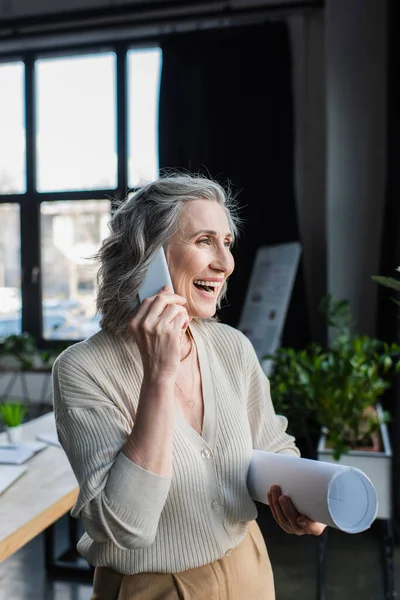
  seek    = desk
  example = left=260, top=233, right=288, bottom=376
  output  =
left=0, top=412, right=78, bottom=563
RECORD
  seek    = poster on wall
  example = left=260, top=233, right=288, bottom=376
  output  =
left=237, top=242, right=302, bottom=376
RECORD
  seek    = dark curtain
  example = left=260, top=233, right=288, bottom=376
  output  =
left=377, top=0, right=400, bottom=539
left=379, top=2, right=400, bottom=338
left=159, top=21, right=309, bottom=348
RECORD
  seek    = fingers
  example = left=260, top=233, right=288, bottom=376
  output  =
left=171, top=309, right=190, bottom=334
left=268, top=489, right=291, bottom=534
left=133, top=286, right=187, bottom=327
left=129, top=285, right=190, bottom=377
left=130, top=285, right=189, bottom=345
left=268, top=486, right=299, bottom=535
left=268, top=486, right=305, bottom=536
left=268, top=486, right=327, bottom=537
left=158, top=303, right=189, bottom=327
left=298, top=518, right=327, bottom=536
left=144, top=290, right=187, bottom=317
left=279, top=495, right=306, bottom=536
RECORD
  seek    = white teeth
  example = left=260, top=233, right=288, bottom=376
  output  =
left=193, top=280, right=221, bottom=288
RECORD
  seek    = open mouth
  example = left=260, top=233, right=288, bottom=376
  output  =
left=193, top=280, right=222, bottom=296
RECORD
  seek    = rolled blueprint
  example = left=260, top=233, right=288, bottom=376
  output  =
left=248, top=450, right=378, bottom=533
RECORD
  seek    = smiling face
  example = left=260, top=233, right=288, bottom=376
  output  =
left=165, top=199, right=235, bottom=319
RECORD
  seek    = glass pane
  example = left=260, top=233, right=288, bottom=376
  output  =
left=36, top=53, right=117, bottom=192
left=0, top=205, right=21, bottom=337
left=128, top=48, right=162, bottom=187
left=0, top=63, right=25, bottom=194
left=41, top=199, right=111, bottom=340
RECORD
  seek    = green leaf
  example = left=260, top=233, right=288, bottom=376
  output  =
left=265, top=293, right=400, bottom=455
left=0, top=402, right=27, bottom=427
left=371, top=276, right=400, bottom=292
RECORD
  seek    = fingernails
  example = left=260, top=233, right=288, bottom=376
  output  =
left=298, top=518, right=306, bottom=527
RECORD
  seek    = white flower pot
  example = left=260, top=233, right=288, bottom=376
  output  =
left=5, top=424, right=23, bottom=444
left=317, top=403, right=392, bottom=520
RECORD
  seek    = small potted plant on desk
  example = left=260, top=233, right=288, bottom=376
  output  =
left=0, top=399, right=27, bottom=443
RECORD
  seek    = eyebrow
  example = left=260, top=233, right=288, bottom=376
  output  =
left=190, top=229, right=233, bottom=239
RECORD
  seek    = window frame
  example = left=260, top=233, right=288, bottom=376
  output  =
left=0, top=39, right=159, bottom=348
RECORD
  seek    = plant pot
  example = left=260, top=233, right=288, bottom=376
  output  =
left=5, top=424, right=23, bottom=444
left=317, top=403, right=392, bottom=520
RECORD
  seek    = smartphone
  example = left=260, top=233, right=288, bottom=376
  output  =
left=138, top=247, right=174, bottom=302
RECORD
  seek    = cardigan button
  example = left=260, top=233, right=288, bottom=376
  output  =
left=201, top=449, right=212, bottom=460
left=211, top=500, right=221, bottom=511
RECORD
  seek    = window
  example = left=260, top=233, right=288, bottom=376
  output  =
left=36, top=53, right=117, bottom=192
left=0, top=46, right=161, bottom=345
left=128, top=48, right=162, bottom=187
left=0, top=204, right=21, bottom=336
left=41, top=200, right=110, bottom=340
left=0, top=62, right=25, bottom=194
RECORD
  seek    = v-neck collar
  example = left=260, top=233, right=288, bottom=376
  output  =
left=119, top=321, right=217, bottom=449
left=174, top=320, right=217, bottom=449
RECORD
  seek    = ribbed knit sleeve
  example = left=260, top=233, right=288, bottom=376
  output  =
left=243, top=334, right=300, bottom=458
left=49, top=325, right=300, bottom=574
left=52, top=348, right=171, bottom=550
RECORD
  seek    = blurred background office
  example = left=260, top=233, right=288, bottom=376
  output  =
left=0, top=1, right=399, bottom=599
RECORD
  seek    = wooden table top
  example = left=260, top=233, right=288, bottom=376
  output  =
left=0, top=412, right=78, bottom=562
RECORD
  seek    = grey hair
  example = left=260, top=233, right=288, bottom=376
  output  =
left=95, top=173, right=241, bottom=336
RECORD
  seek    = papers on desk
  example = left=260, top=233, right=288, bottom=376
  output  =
left=0, top=432, right=61, bottom=465
left=0, top=441, right=47, bottom=465
left=36, top=432, right=61, bottom=448
left=0, top=465, right=27, bottom=494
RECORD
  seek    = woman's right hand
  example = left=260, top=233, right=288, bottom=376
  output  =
left=129, top=285, right=189, bottom=380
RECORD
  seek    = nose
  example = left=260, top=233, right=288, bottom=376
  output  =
left=211, top=244, right=234, bottom=275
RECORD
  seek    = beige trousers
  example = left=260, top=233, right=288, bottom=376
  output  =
left=91, top=521, right=275, bottom=600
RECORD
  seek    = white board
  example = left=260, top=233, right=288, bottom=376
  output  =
left=237, top=242, right=302, bottom=374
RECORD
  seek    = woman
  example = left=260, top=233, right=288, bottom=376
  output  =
left=53, top=174, right=325, bottom=600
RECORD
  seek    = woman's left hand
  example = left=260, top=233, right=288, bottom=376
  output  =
left=268, top=485, right=327, bottom=536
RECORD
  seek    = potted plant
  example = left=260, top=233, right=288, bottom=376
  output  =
left=266, top=295, right=400, bottom=519
left=263, top=344, right=322, bottom=459
left=0, top=399, right=27, bottom=443
left=0, top=333, right=66, bottom=407
left=0, top=333, right=60, bottom=372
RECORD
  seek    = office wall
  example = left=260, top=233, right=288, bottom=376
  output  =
left=326, top=0, right=387, bottom=336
